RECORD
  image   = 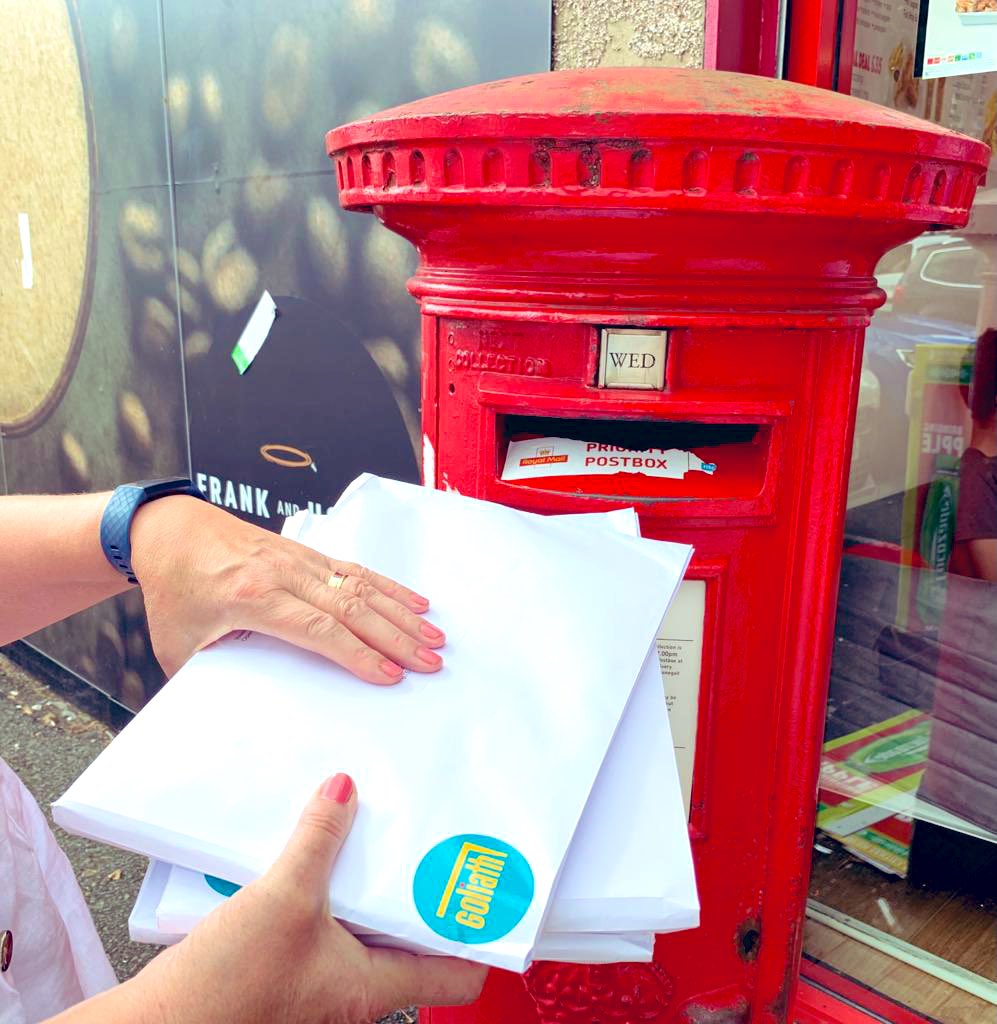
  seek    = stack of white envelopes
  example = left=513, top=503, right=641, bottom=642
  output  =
left=55, top=475, right=699, bottom=971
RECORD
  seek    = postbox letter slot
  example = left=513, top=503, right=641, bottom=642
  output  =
left=498, top=415, right=769, bottom=502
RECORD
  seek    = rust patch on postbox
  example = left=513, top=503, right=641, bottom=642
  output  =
left=735, top=918, right=761, bottom=963
left=683, top=998, right=750, bottom=1024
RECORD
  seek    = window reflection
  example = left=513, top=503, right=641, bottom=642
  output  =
left=811, top=203, right=997, bottom=1020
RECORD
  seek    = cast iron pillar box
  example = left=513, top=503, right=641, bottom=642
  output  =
left=327, top=69, right=988, bottom=1023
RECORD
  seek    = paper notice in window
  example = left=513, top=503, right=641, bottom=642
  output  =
left=656, top=579, right=706, bottom=819
left=502, top=437, right=717, bottom=482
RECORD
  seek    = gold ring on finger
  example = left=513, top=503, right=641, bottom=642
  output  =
left=327, top=571, right=349, bottom=590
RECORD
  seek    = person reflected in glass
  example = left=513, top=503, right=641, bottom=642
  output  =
left=952, top=328, right=997, bottom=582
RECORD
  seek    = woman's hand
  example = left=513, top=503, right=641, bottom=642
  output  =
left=0, top=489, right=440, bottom=683
left=48, top=776, right=487, bottom=1024
left=130, top=495, right=446, bottom=681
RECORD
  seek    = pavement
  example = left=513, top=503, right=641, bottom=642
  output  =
left=0, top=651, right=416, bottom=1023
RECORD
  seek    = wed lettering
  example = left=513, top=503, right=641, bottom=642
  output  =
left=609, top=351, right=657, bottom=369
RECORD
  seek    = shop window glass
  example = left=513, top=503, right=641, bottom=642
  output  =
left=809, top=5, right=997, bottom=1019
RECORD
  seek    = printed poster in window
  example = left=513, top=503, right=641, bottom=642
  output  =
left=916, top=0, right=997, bottom=80
left=851, top=0, right=997, bottom=181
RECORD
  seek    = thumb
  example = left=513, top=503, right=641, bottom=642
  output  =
left=368, top=948, right=488, bottom=1013
left=269, top=773, right=357, bottom=902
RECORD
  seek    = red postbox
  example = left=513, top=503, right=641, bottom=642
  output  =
left=327, top=70, right=989, bottom=1023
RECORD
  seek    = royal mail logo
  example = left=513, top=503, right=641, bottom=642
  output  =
left=413, top=833, right=534, bottom=944
left=519, top=452, right=569, bottom=467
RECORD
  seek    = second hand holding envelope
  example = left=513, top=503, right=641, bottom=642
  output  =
left=133, top=648, right=695, bottom=963
left=128, top=507, right=698, bottom=963
left=55, top=476, right=693, bottom=971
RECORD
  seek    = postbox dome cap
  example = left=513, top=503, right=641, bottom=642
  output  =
left=329, top=68, right=973, bottom=151
left=327, top=68, right=989, bottom=227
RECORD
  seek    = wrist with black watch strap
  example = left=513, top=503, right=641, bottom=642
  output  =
left=99, top=478, right=206, bottom=584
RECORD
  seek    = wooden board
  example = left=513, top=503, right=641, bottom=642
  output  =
left=807, top=845, right=997, bottom=1022
left=810, top=845, right=954, bottom=943
left=805, top=920, right=996, bottom=1022
left=0, top=0, right=93, bottom=434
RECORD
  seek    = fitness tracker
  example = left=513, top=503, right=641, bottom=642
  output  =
left=99, top=478, right=205, bottom=584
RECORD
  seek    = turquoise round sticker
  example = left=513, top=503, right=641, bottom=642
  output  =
left=413, top=834, right=534, bottom=944
left=204, top=875, right=242, bottom=898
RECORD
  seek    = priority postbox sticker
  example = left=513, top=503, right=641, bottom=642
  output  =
left=413, top=834, right=534, bottom=944
left=501, top=437, right=716, bottom=482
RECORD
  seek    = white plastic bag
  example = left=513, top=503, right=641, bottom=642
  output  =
left=0, top=758, right=115, bottom=1024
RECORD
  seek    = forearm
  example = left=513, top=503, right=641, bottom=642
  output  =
left=0, top=492, right=130, bottom=644
left=45, top=974, right=169, bottom=1024
left=1, top=484, right=444, bottom=680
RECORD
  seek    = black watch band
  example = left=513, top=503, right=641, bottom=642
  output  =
left=100, top=478, right=205, bottom=584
